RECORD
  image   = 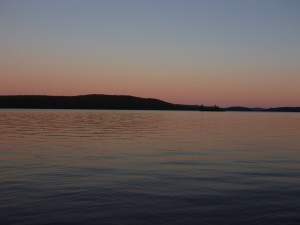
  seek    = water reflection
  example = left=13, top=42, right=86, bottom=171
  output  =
left=0, top=110, right=299, bottom=225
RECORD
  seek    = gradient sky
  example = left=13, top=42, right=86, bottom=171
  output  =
left=0, top=0, right=299, bottom=107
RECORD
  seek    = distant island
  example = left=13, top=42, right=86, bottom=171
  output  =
left=0, top=94, right=222, bottom=111
left=224, top=106, right=300, bottom=112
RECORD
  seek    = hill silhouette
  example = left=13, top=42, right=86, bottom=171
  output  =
left=0, top=94, right=222, bottom=111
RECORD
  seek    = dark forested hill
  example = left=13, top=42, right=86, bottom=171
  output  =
left=0, top=94, right=222, bottom=111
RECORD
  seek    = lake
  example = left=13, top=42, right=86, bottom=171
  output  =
left=0, top=110, right=299, bottom=225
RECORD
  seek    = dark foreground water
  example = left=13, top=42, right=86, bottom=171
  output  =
left=0, top=110, right=299, bottom=225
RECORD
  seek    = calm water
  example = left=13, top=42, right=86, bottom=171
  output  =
left=0, top=110, right=299, bottom=225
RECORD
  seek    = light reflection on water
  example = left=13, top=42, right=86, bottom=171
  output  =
left=0, top=110, right=300, bottom=225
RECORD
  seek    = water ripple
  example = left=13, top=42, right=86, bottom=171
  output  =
left=0, top=110, right=299, bottom=225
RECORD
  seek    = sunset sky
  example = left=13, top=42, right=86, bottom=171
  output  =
left=1, top=0, right=299, bottom=107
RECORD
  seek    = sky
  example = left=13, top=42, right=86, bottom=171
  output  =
left=0, top=0, right=299, bottom=107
